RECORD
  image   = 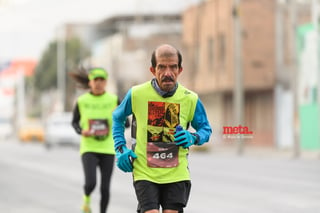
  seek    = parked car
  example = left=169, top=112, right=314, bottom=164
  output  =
left=44, top=112, right=80, bottom=149
left=18, top=119, right=45, bottom=143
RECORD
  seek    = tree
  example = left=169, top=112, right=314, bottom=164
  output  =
left=26, top=37, right=90, bottom=116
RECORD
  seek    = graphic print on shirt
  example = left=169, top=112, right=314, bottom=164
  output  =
left=89, top=119, right=109, bottom=140
left=147, top=101, right=180, bottom=168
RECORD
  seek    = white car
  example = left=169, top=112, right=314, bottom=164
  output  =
left=0, top=117, right=13, bottom=140
left=44, top=112, right=80, bottom=149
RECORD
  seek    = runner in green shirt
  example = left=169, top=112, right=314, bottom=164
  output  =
left=71, top=67, right=118, bottom=213
left=112, top=44, right=212, bottom=213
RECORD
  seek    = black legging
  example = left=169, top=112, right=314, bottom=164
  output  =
left=82, top=152, right=115, bottom=213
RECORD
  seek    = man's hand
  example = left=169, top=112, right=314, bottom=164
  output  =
left=115, top=145, right=137, bottom=172
left=174, top=128, right=197, bottom=149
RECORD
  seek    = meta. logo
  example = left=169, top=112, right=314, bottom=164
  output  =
left=223, top=125, right=253, bottom=135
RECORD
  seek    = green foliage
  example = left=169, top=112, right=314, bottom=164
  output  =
left=32, top=37, right=90, bottom=91
left=34, top=41, right=58, bottom=90
left=26, top=37, right=91, bottom=115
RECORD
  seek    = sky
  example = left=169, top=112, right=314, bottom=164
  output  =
left=0, top=0, right=201, bottom=61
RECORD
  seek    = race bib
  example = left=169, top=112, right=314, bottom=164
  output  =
left=147, top=142, right=179, bottom=168
left=89, top=119, right=109, bottom=136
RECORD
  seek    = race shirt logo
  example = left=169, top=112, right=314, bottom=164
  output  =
left=89, top=119, right=109, bottom=136
left=146, top=102, right=180, bottom=168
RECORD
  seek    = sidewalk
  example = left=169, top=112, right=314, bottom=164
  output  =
left=190, top=143, right=320, bottom=160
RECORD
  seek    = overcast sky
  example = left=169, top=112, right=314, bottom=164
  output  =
left=0, top=0, right=200, bottom=61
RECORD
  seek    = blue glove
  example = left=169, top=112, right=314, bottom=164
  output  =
left=115, top=145, right=137, bottom=172
left=174, top=126, right=197, bottom=148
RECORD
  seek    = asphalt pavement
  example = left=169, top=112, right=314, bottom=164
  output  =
left=0, top=139, right=320, bottom=213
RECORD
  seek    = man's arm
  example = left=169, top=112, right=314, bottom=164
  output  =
left=112, top=89, right=133, bottom=149
left=190, top=98, right=212, bottom=145
left=113, top=89, right=138, bottom=173
left=117, top=97, right=130, bottom=128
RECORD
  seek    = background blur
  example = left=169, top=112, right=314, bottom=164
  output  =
left=1, top=0, right=320, bottom=212
left=1, top=0, right=320, bottom=155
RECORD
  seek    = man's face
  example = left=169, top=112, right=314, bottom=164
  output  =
left=150, top=54, right=182, bottom=92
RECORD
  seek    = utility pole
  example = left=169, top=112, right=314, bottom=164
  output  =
left=312, top=0, right=320, bottom=157
left=288, top=0, right=300, bottom=158
left=57, top=26, right=66, bottom=112
left=233, top=0, right=244, bottom=155
left=275, top=0, right=285, bottom=150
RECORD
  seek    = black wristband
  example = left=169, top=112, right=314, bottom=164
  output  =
left=116, top=145, right=124, bottom=153
left=191, top=133, right=200, bottom=145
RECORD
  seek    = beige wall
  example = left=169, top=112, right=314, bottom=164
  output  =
left=182, top=0, right=234, bottom=93
left=182, top=0, right=276, bottom=93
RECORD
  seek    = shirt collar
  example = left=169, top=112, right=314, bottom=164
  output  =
left=151, top=78, right=178, bottom=98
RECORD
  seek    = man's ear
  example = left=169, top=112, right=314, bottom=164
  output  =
left=150, top=67, right=156, bottom=76
left=179, top=67, right=183, bottom=74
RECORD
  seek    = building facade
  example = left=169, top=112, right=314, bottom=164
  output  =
left=182, top=0, right=277, bottom=146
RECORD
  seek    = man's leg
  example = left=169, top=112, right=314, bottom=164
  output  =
left=163, top=210, right=178, bottom=213
left=134, top=180, right=160, bottom=213
left=160, top=181, right=191, bottom=213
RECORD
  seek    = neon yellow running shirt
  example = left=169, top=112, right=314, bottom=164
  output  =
left=131, top=81, right=198, bottom=183
left=78, top=92, right=117, bottom=155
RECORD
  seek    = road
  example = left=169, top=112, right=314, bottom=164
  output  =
left=0, top=139, right=320, bottom=213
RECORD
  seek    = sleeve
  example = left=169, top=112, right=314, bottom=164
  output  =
left=190, top=98, right=212, bottom=145
left=71, top=102, right=82, bottom=135
left=112, top=89, right=133, bottom=150
left=118, top=96, right=130, bottom=128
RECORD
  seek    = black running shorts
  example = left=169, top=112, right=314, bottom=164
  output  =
left=134, top=180, right=191, bottom=213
